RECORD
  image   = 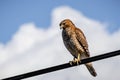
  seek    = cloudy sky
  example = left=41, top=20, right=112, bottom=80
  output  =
left=0, top=0, right=120, bottom=80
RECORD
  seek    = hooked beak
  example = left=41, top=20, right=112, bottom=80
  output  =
left=60, top=23, right=64, bottom=29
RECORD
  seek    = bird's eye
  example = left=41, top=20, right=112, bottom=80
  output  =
left=63, top=22, right=66, bottom=25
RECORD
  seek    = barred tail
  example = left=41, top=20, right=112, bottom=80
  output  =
left=85, top=63, right=97, bottom=77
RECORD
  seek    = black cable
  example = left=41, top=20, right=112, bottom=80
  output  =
left=2, top=50, right=120, bottom=80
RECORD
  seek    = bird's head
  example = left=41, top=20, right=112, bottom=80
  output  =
left=59, top=19, right=74, bottom=30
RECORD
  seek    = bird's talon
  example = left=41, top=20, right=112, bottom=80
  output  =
left=69, top=61, right=73, bottom=65
left=74, top=59, right=81, bottom=65
left=69, top=59, right=81, bottom=65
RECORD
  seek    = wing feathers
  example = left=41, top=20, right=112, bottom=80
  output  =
left=75, top=28, right=90, bottom=57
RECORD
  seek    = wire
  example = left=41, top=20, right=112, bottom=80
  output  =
left=2, top=50, right=120, bottom=80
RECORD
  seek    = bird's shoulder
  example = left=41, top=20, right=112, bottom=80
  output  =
left=75, top=27, right=86, bottom=39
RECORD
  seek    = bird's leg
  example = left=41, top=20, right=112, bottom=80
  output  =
left=76, top=53, right=81, bottom=65
left=69, top=54, right=81, bottom=65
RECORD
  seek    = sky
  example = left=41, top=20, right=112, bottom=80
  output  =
left=0, top=0, right=120, bottom=43
left=0, top=0, right=120, bottom=80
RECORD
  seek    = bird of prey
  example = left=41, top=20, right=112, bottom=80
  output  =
left=59, top=19, right=97, bottom=77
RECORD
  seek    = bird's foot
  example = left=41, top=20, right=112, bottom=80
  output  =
left=69, top=61, right=73, bottom=65
left=69, top=58, right=81, bottom=65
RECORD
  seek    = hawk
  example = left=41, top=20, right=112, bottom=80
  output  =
left=59, top=19, right=97, bottom=77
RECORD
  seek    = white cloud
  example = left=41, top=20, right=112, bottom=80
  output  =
left=0, top=6, right=120, bottom=80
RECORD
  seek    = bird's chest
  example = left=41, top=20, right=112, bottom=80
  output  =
left=62, top=30, right=72, bottom=42
left=62, top=30, right=78, bottom=57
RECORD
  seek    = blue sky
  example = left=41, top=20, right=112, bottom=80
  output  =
left=0, top=0, right=120, bottom=79
left=0, top=0, right=120, bottom=43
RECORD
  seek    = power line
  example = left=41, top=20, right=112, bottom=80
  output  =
left=2, top=50, right=120, bottom=80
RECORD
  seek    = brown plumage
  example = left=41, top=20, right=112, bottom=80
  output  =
left=59, top=19, right=97, bottom=77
